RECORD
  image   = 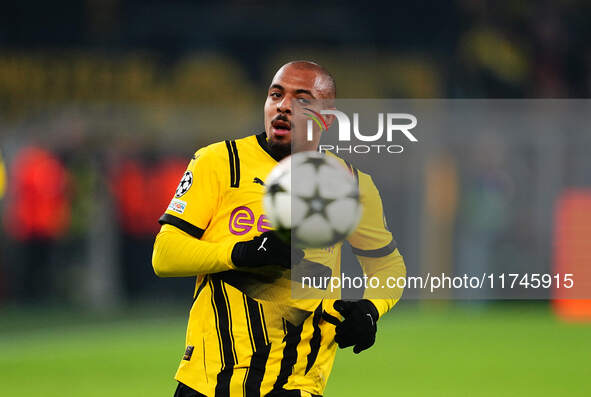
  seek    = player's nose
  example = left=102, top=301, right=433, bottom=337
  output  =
left=276, top=95, right=292, bottom=114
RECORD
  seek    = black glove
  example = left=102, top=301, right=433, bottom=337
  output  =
left=330, top=299, right=379, bottom=354
left=231, top=231, right=304, bottom=269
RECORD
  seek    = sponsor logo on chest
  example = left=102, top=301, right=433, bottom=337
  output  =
left=229, top=206, right=272, bottom=235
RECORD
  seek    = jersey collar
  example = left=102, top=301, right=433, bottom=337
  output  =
left=256, top=132, right=283, bottom=162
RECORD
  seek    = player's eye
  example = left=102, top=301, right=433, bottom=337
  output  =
left=297, top=97, right=311, bottom=104
left=270, top=92, right=281, bottom=99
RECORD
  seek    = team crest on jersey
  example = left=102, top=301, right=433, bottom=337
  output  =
left=175, top=171, right=193, bottom=197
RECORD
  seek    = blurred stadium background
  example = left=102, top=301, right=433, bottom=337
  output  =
left=1, top=1, right=590, bottom=396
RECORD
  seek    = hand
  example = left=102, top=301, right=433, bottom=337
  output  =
left=330, top=300, right=379, bottom=354
left=231, top=231, right=304, bottom=269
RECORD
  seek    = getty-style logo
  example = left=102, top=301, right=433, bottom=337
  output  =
left=305, top=108, right=418, bottom=154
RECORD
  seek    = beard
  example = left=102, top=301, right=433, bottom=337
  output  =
left=267, top=136, right=292, bottom=160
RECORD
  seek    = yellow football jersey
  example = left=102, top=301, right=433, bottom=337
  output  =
left=158, top=132, right=403, bottom=397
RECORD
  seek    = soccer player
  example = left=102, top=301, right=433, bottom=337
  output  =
left=152, top=61, right=406, bottom=397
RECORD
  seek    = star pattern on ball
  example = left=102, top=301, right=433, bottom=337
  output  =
left=300, top=154, right=326, bottom=170
left=268, top=181, right=286, bottom=195
left=264, top=151, right=362, bottom=248
left=175, top=171, right=193, bottom=197
left=300, top=185, right=335, bottom=220
left=295, top=155, right=336, bottom=220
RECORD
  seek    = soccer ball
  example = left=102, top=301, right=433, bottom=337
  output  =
left=263, top=151, right=362, bottom=248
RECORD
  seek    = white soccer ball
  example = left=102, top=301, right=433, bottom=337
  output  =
left=263, top=151, right=362, bottom=248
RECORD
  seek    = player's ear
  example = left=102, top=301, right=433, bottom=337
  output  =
left=321, top=99, right=337, bottom=130
left=324, top=113, right=335, bottom=130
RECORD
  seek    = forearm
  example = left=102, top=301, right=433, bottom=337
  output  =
left=359, top=249, right=406, bottom=317
left=152, top=224, right=235, bottom=277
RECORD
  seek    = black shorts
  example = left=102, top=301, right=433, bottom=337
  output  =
left=173, top=382, right=207, bottom=397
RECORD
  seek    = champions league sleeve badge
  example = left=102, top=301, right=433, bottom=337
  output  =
left=175, top=171, right=193, bottom=198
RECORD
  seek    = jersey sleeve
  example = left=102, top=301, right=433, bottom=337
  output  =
left=347, top=171, right=405, bottom=317
left=347, top=171, right=396, bottom=255
left=159, top=144, right=226, bottom=239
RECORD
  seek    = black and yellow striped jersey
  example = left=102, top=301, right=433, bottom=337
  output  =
left=157, top=132, right=404, bottom=397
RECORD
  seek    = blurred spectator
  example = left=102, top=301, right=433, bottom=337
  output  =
left=110, top=155, right=190, bottom=300
left=0, top=150, right=5, bottom=300
left=2, top=146, right=71, bottom=301
left=455, top=134, right=513, bottom=299
left=0, top=150, right=5, bottom=199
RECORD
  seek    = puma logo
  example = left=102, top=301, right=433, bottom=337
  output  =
left=253, top=177, right=265, bottom=186
left=258, top=237, right=268, bottom=252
